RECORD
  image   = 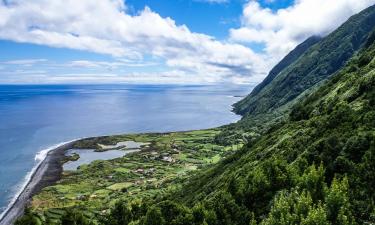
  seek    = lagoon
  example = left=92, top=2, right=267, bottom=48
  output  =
left=0, top=84, right=251, bottom=215
left=63, top=149, right=140, bottom=171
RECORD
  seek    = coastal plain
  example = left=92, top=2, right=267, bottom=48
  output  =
left=28, top=129, right=243, bottom=224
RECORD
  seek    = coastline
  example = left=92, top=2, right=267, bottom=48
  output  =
left=0, top=140, right=77, bottom=225
left=0, top=130, right=222, bottom=224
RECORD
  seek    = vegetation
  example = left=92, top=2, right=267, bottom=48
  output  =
left=16, top=5, right=375, bottom=225
left=17, top=130, right=243, bottom=224
left=234, top=5, right=375, bottom=118
left=103, top=30, right=373, bottom=225
left=246, top=35, right=322, bottom=102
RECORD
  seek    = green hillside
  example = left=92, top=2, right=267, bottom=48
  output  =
left=15, top=5, right=375, bottom=225
left=101, top=26, right=375, bottom=225
left=243, top=36, right=322, bottom=104
left=233, top=5, right=375, bottom=117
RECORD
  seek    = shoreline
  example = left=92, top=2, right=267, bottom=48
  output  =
left=0, top=130, right=223, bottom=224
left=0, top=134, right=171, bottom=224
left=0, top=140, right=77, bottom=225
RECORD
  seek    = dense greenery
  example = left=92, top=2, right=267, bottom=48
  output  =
left=15, top=130, right=243, bottom=224
left=100, top=29, right=374, bottom=225
left=16, top=6, right=375, bottom=225
left=234, top=5, right=375, bottom=117
left=245, top=35, right=322, bottom=102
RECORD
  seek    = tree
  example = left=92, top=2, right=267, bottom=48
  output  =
left=298, top=164, right=326, bottom=202
left=14, top=214, right=40, bottom=225
left=205, top=191, right=249, bottom=225
left=301, top=204, right=329, bottom=225
left=61, top=209, right=94, bottom=225
left=15, top=208, right=42, bottom=225
left=261, top=190, right=315, bottom=225
left=143, top=207, right=165, bottom=225
left=325, top=177, right=355, bottom=225
left=109, top=201, right=133, bottom=225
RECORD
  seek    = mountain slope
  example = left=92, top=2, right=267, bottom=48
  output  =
left=233, top=4, right=375, bottom=117
left=247, top=36, right=322, bottom=99
left=152, top=29, right=375, bottom=225
left=58, top=23, right=374, bottom=225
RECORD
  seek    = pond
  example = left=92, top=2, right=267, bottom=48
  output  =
left=99, top=141, right=148, bottom=150
left=63, top=149, right=140, bottom=171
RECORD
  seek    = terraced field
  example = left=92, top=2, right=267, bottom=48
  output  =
left=28, top=129, right=242, bottom=223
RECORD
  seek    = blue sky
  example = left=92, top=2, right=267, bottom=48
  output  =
left=0, top=0, right=373, bottom=84
left=126, top=0, right=294, bottom=38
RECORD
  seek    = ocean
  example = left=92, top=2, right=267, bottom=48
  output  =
left=0, top=84, right=250, bottom=215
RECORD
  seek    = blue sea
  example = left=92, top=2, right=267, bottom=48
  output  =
left=0, top=84, right=251, bottom=215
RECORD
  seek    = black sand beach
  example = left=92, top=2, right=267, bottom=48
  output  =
left=0, top=141, right=76, bottom=225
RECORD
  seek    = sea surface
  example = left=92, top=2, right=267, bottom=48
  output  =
left=0, top=84, right=251, bottom=215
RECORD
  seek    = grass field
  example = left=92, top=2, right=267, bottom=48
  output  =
left=30, top=129, right=241, bottom=222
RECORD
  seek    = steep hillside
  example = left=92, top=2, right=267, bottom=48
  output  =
left=109, top=28, right=374, bottom=225
left=247, top=36, right=322, bottom=99
left=233, top=5, right=375, bottom=117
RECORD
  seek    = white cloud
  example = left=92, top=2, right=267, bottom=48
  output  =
left=0, top=70, right=219, bottom=84
left=67, top=60, right=159, bottom=69
left=230, top=0, right=375, bottom=62
left=0, top=0, right=265, bottom=83
left=194, top=0, right=229, bottom=3
left=0, top=0, right=373, bottom=84
left=10, top=69, right=46, bottom=74
left=2, top=59, right=47, bottom=66
left=68, top=60, right=103, bottom=68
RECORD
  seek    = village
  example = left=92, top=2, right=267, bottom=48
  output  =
left=29, top=130, right=243, bottom=223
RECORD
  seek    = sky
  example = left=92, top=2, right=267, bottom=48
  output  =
left=0, top=0, right=374, bottom=84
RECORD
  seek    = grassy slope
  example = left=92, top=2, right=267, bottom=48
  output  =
left=242, top=36, right=322, bottom=102
left=170, top=34, right=375, bottom=224
left=234, top=5, right=375, bottom=117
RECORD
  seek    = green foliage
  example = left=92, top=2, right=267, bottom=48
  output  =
left=261, top=190, right=314, bottom=225
left=14, top=208, right=43, bottom=225
left=158, top=36, right=374, bottom=225
left=14, top=213, right=41, bottom=225
left=234, top=5, right=375, bottom=118
left=108, top=201, right=133, bottom=225
left=298, top=164, right=326, bottom=203
left=301, top=204, right=329, bottom=225
left=61, top=209, right=96, bottom=225
left=325, top=177, right=354, bottom=225
left=246, top=36, right=322, bottom=102
left=143, top=207, right=165, bottom=225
